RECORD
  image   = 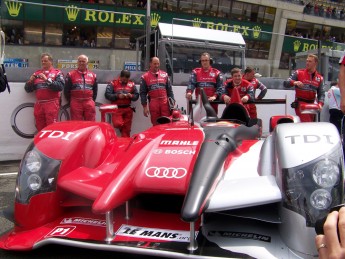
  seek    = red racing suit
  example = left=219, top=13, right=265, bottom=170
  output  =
left=140, top=70, right=175, bottom=125
left=284, top=69, right=325, bottom=122
left=24, top=68, right=64, bottom=131
left=186, top=67, right=223, bottom=114
left=64, top=69, right=98, bottom=121
left=105, top=78, right=139, bottom=137
left=222, top=79, right=255, bottom=117
left=244, top=77, right=268, bottom=119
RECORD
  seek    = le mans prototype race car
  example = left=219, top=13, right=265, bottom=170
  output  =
left=0, top=89, right=344, bottom=259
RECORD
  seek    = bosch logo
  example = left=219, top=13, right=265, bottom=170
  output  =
left=145, top=167, right=187, bottom=179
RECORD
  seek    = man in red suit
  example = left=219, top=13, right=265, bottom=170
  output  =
left=25, top=53, right=64, bottom=131
left=105, top=70, right=139, bottom=137
left=284, top=54, right=325, bottom=122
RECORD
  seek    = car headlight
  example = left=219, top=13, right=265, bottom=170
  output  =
left=282, top=144, right=344, bottom=227
left=15, top=143, right=61, bottom=204
left=24, top=150, right=42, bottom=173
left=27, top=174, right=42, bottom=191
left=312, top=159, right=339, bottom=188
left=310, top=189, right=332, bottom=210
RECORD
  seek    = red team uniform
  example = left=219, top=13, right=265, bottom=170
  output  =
left=105, top=77, right=139, bottom=137
left=244, top=77, right=267, bottom=118
left=64, top=69, right=98, bottom=121
left=222, top=78, right=255, bottom=116
left=24, top=68, right=64, bottom=131
left=284, top=69, right=325, bottom=122
left=140, top=70, right=175, bottom=125
left=186, top=67, right=223, bottom=113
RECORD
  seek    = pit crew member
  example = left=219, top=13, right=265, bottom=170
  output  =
left=140, top=57, right=175, bottom=125
left=24, top=53, right=64, bottom=131
left=64, top=54, right=98, bottom=121
left=283, top=54, right=325, bottom=122
left=105, top=70, right=139, bottom=137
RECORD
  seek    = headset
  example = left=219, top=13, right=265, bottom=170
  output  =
left=198, top=52, right=213, bottom=65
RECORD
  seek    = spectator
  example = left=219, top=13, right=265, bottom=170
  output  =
left=186, top=52, right=223, bottom=114
left=222, top=67, right=255, bottom=116
left=242, top=67, right=267, bottom=119
left=24, top=53, right=64, bottom=131
left=283, top=54, right=325, bottom=122
left=140, top=57, right=175, bottom=125
left=338, top=53, right=345, bottom=114
left=105, top=70, right=139, bottom=137
left=64, top=54, right=98, bottom=121
left=328, top=81, right=343, bottom=134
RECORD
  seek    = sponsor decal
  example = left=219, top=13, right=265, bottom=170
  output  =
left=46, top=226, right=76, bottom=237
left=285, top=134, right=333, bottom=144
left=116, top=225, right=197, bottom=242
left=160, top=140, right=199, bottom=146
left=38, top=130, right=75, bottom=141
left=153, top=149, right=196, bottom=155
left=208, top=231, right=271, bottom=243
left=61, top=217, right=106, bottom=227
left=145, top=167, right=187, bottom=179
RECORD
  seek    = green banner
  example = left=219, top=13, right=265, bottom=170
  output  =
left=282, top=36, right=345, bottom=53
left=2, top=0, right=272, bottom=41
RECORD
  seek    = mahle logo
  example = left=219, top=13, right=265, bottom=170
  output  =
left=293, top=40, right=301, bottom=52
left=5, top=1, right=22, bottom=17
left=252, top=26, right=261, bottom=39
left=65, top=5, right=79, bottom=21
left=150, top=13, right=161, bottom=28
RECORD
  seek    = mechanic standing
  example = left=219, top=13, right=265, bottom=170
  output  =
left=105, top=70, right=139, bottom=137
left=221, top=67, right=255, bottom=116
left=242, top=66, right=267, bottom=119
left=24, top=53, right=64, bottom=131
left=283, top=54, right=325, bottom=122
left=64, top=54, right=98, bottom=121
left=140, top=57, right=175, bottom=125
left=186, top=52, right=223, bottom=114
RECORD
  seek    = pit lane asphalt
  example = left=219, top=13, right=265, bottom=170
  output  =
left=0, top=161, right=159, bottom=259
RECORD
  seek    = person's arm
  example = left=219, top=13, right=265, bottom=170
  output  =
left=339, top=64, right=345, bottom=114
left=64, top=73, right=72, bottom=103
left=283, top=71, right=299, bottom=88
left=214, top=72, right=224, bottom=100
left=317, top=77, right=326, bottom=109
left=256, top=81, right=268, bottom=100
left=242, top=84, right=255, bottom=103
left=165, top=76, right=175, bottom=101
left=104, top=82, right=117, bottom=101
left=49, top=71, right=65, bottom=92
left=131, top=84, right=139, bottom=102
left=186, top=71, right=196, bottom=99
left=92, top=76, right=98, bottom=101
left=316, top=207, right=345, bottom=259
left=139, top=76, right=149, bottom=117
left=24, top=74, right=36, bottom=93
left=221, top=81, right=231, bottom=104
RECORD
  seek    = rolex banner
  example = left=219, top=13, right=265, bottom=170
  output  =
left=2, top=0, right=272, bottom=42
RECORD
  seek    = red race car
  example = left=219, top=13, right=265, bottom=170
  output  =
left=0, top=89, right=343, bottom=259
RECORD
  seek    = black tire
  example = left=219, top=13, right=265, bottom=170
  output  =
left=10, top=102, right=36, bottom=139
left=11, top=103, right=71, bottom=139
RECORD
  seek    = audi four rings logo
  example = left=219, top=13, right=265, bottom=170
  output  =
left=145, top=167, right=187, bottom=179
